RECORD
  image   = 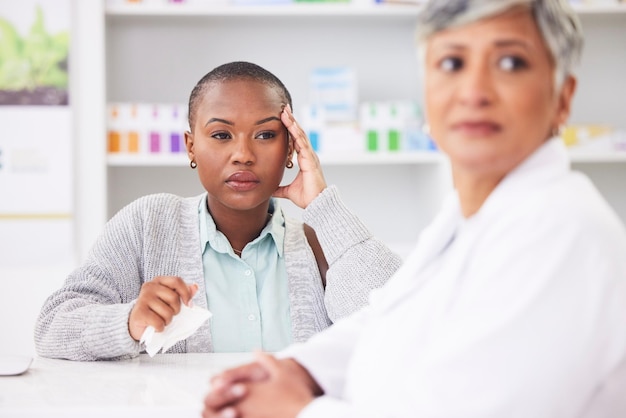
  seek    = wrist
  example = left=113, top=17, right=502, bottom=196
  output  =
left=284, top=359, right=324, bottom=397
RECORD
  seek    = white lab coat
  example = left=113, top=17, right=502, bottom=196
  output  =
left=283, top=139, right=626, bottom=418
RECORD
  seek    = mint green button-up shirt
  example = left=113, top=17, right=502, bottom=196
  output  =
left=199, top=196, right=292, bottom=353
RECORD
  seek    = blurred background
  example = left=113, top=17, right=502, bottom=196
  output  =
left=1, top=0, right=625, bottom=356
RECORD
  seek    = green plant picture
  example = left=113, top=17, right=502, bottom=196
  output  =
left=0, top=4, right=69, bottom=105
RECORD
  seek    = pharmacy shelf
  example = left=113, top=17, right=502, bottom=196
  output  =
left=108, top=153, right=188, bottom=166
left=107, top=151, right=443, bottom=166
left=569, top=150, right=626, bottom=163
left=105, top=2, right=423, bottom=17
left=100, top=0, right=626, bottom=250
left=571, top=3, right=626, bottom=14
left=107, top=150, right=626, bottom=167
left=318, top=151, right=443, bottom=165
left=105, top=2, right=626, bottom=17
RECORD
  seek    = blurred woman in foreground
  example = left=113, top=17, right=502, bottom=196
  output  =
left=202, top=1, right=626, bottom=417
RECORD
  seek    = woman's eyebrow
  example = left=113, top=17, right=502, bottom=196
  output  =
left=256, top=116, right=281, bottom=125
left=204, top=117, right=233, bottom=127
left=432, top=41, right=465, bottom=51
left=203, top=116, right=280, bottom=127
left=493, top=39, right=532, bottom=51
left=434, top=38, right=531, bottom=51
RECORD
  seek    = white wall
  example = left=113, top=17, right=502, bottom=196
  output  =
left=0, top=0, right=105, bottom=357
left=0, top=266, right=71, bottom=357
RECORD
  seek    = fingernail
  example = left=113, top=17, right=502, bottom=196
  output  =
left=220, top=407, right=236, bottom=418
left=211, top=377, right=225, bottom=389
left=231, top=384, right=245, bottom=397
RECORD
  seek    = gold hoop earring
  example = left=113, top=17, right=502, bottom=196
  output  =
left=286, top=160, right=294, bottom=169
left=190, top=160, right=197, bottom=169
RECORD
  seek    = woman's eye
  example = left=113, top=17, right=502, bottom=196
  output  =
left=257, top=131, right=276, bottom=140
left=439, top=57, right=463, bottom=72
left=212, top=132, right=231, bottom=140
left=499, top=55, right=528, bottom=71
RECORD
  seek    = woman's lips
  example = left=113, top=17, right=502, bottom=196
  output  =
left=452, top=121, right=502, bottom=136
left=225, top=171, right=260, bottom=191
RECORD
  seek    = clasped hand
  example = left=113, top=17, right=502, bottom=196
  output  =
left=202, top=352, right=323, bottom=418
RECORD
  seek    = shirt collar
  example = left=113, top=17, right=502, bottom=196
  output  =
left=198, top=194, right=285, bottom=257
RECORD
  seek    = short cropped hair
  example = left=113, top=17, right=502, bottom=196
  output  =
left=415, top=0, right=584, bottom=87
left=187, top=61, right=293, bottom=130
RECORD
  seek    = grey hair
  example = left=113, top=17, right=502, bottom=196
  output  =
left=415, top=0, right=584, bottom=87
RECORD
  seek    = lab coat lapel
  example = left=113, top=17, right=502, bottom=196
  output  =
left=372, top=193, right=463, bottom=313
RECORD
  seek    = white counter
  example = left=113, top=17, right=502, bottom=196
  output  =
left=0, top=353, right=254, bottom=418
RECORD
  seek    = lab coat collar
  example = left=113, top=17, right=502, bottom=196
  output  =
left=473, top=138, right=570, bottom=223
left=371, top=139, right=570, bottom=313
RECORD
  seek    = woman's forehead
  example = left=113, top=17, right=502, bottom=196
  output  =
left=199, top=80, right=284, bottom=108
left=193, top=82, right=284, bottom=126
left=206, top=79, right=279, bottom=96
left=426, top=8, right=545, bottom=52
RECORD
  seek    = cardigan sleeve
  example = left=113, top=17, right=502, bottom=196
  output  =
left=33, top=195, right=172, bottom=361
left=302, top=185, right=402, bottom=321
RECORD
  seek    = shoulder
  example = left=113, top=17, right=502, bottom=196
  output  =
left=118, top=193, right=203, bottom=216
left=480, top=171, right=626, bottom=268
left=530, top=171, right=623, bottom=240
left=108, top=193, right=205, bottom=232
left=126, top=193, right=187, bottom=210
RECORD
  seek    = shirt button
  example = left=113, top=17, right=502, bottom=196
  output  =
left=244, top=270, right=252, bottom=277
left=248, top=314, right=256, bottom=321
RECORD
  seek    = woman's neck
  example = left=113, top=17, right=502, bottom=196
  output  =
left=207, top=200, right=272, bottom=253
left=453, top=168, right=505, bottom=219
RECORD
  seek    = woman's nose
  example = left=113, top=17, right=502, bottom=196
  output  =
left=231, top=137, right=255, bottom=165
left=458, top=63, right=495, bottom=108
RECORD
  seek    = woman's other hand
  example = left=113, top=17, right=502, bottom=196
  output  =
left=203, top=353, right=322, bottom=418
left=273, top=104, right=327, bottom=209
left=128, top=276, right=198, bottom=341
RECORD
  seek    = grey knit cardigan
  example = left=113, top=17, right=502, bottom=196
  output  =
left=34, top=186, right=402, bottom=360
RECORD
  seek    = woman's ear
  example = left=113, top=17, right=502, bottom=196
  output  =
left=555, top=75, right=577, bottom=128
left=184, top=130, right=195, bottom=161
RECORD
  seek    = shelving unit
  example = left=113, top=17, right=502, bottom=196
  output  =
left=107, top=149, right=626, bottom=167
left=569, top=151, right=626, bottom=163
left=105, top=2, right=423, bottom=17
left=104, top=2, right=626, bottom=16
left=107, top=151, right=445, bottom=166
left=77, top=0, right=626, bottom=260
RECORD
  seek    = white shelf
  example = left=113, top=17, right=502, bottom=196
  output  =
left=572, top=3, right=626, bottom=14
left=318, top=151, right=443, bottom=165
left=105, top=2, right=424, bottom=17
left=108, top=153, right=188, bottom=166
left=569, top=150, right=626, bottom=163
left=107, top=151, right=443, bottom=166
left=104, top=2, right=626, bottom=17
left=107, top=150, right=626, bottom=166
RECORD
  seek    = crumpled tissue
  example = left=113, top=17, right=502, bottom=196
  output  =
left=140, top=303, right=212, bottom=357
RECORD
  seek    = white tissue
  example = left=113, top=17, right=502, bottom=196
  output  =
left=140, top=303, right=212, bottom=357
